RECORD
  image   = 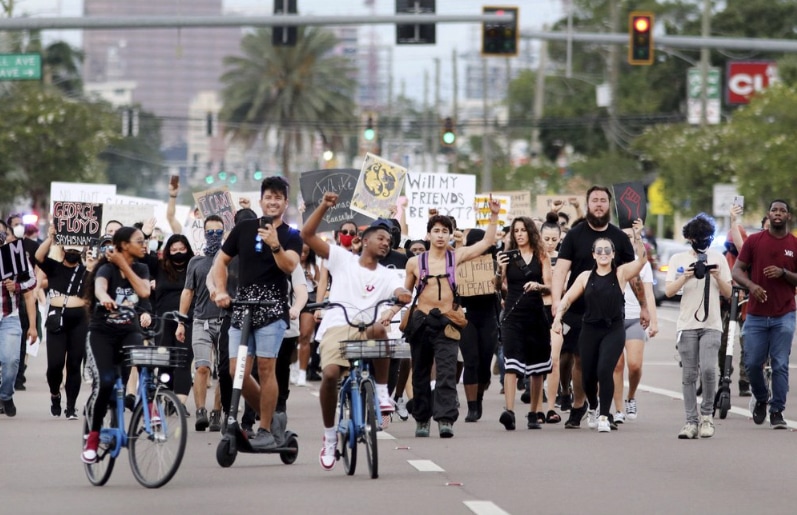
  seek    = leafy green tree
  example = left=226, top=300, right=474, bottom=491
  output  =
left=220, top=27, right=357, bottom=199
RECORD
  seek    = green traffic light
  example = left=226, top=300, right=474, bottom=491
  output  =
left=205, top=175, right=215, bottom=185
left=229, top=174, right=238, bottom=184
left=253, top=170, right=263, bottom=181
left=218, top=171, right=227, bottom=181
left=442, top=131, right=456, bottom=145
left=364, top=128, right=375, bottom=141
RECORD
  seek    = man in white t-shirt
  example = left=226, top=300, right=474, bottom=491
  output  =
left=613, top=228, right=659, bottom=423
left=301, top=192, right=412, bottom=471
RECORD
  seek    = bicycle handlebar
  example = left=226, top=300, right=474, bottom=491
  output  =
left=304, top=297, right=401, bottom=330
left=113, top=306, right=191, bottom=339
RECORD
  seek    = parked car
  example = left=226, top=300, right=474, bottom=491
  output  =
left=651, top=238, right=692, bottom=304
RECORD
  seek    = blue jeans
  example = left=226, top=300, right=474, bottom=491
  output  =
left=743, top=312, right=796, bottom=413
left=228, top=319, right=287, bottom=359
left=0, top=316, right=23, bottom=401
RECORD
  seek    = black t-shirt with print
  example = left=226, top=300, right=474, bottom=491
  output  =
left=38, top=257, right=88, bottom=299
left=89, top=262, right=151, bottom=334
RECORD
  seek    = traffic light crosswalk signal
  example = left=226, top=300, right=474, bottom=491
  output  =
left=441, top=117, right=456, bottom=147
left=628, top=12, right=654, bottom=65
left=482, top=6, right=519, bottom=57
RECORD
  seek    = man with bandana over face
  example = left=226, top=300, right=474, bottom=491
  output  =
left=176, top=215, right=225, bottom=431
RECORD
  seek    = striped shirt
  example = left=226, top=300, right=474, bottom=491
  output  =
left=0, top=257, right=37, bottom=320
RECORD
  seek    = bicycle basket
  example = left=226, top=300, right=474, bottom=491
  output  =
left=339, top=339, right=410, bottom=359
left=124, top=346, right=188, bottom=368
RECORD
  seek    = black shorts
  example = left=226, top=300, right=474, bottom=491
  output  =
left=501, top=315, right=552, bottom=377
left=300, top=292, right=318, bottom=314
left=560, top=310, right=583, bottom=355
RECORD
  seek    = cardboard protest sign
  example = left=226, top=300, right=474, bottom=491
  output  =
left=456, top=255, right=496, bottom=297
left=52, top=201, right=103, bottom=246
left=612, top=182, right=647, bottom=228
left=300, top=169, right=375, bottom=233
left=183, top=216, right=206, bottom=256
left=474, top=194, right=511, bottom=228
left=404, top=173, right=476, bottom=238
left=351, top=153, right=407, bottom=219
left=535, top=195, right=584, bottom=222
left=0, top=240, right=31, bottom=280
left=193, top=187, right=235, bottom=232
left=50, top=182, right=116, bottom=211
left=493, top=190, right=533, bottom=221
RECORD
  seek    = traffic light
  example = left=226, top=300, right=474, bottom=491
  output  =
left=628, top=12, right=654, bottom=65
left=206, top=111, right=217, bottom=137
left=363, top=116, right=376, bottom=142
left=253, top=168, right=264, bottom=181
left=441, top=117, right=456, bottom=147
left=204, top=174, right=215, bottom=185
left=482, top=6, right=519, bottom=57
left=273, top=0, right=298, bottom=47
left=396, top=0, right=436, bottom=45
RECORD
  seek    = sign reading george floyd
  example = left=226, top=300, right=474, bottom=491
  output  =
left=0, top=240, right=30, bottom=280
left=300, top=168, right=375, bottom=233
left=52, top=201, right=103, bottom=246
left=193, top=187, right=235, bottom=232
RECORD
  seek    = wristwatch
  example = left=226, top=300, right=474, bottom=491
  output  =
left=271, top=245, right=282, bottom=254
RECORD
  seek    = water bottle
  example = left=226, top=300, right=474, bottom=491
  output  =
left=676, top=266, right=684, bottom=295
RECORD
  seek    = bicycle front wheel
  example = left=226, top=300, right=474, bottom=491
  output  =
left=339, top=388, right=357, bottom=475
left=83, top=404, right=117, bottom=486
left=128, top=388, right=187, bottom=488
left=362, top=380, right=379, bottom=479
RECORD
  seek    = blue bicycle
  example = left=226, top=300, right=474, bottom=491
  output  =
left=83, top=310, right=189, bottom=488
left=306, top=297, right=409, bottom=479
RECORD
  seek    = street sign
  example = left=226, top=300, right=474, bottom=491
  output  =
left=687, top=67, right=720, bottom=125
left=0, top=53, right=41, bottom=81
left=726, top=60, right=778, bottom=105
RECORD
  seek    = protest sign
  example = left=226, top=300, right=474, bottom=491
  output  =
left=235, top=191, right=264, bottom=217
left=493, top=190, right=533, bottom=221
left=474, top=194, right=511, bottom=228
left=456, top=255, right=496, bottom=297
left=183, top=216, right=206, bottom=256
left=0, top=240, right=31, bottom=280
left=193, top=187, right=235, bottom=232
left=300, top=169, right=375, bottom=232
left=50, top=182, right=116, bottom=211
left=404, top=173, right=476, bottom=238
left=52, top=201, right=103, bottom=246
left=535, top=195, right=584, bottom=221
left=351, top=153, right=407, bottom=220
left=102, top=202, right=155, bottom=232
left=612, top=182, right=647, bottom=228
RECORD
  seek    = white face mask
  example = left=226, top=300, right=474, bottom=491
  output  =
left=148, top=239, right=159, bottom=253
left=12, top=225, right=25, bottom=239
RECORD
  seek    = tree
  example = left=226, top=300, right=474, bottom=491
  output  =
left=0, top=83, right=119, bottom=212
left=220, top=27, right=357, bottom=199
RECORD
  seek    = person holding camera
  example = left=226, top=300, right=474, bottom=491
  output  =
left=666, top=213, right=732, bottom=439
left=732, top=199, right=797, bottom=429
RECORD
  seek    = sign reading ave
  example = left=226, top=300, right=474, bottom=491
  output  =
left=0, top=53, right=42, bottom=81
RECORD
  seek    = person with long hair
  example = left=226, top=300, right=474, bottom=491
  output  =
left=35, top=225, right=90, bottom=420
left=295, top=243, right=319, bottom=387
left=82, top=227, right=152, bottom=463
left=539, top=212, right=563, bottom=422
left=552, top=220, right=647, bottom=433
left=151, top=233, right=195, bottom=414
left=497, top=216, right=553, bottom=430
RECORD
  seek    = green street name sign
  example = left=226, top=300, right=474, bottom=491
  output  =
left=687, top=67, right=720, bottom=100
left=0, top=53, right=42, bottom=81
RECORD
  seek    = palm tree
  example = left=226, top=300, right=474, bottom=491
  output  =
left=220, top=27, right=358, bottom=199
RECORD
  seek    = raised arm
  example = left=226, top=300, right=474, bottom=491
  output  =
left=456, top=197, right=501, bottom=263
left=166, top=182, right=183, bottom=234
left=300, top=192, right=337, bottom=260
left=35, top=225, right=56, bottom=264
left=551, top=270, right=588, bottom=333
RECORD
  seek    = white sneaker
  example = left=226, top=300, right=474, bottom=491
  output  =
left=379, top=395, right=395, bottom=414
left=289, top=363, right=299, bottom=385
left=296, top=369, right=307, bottom=387
left=319, top=435, right=337, bottom=471
left=396, top=397, right=409, bottom=421
left=597, top=415, right=611, bottom=433
left=678, top=423, right=698, bottom=439
left=613, top=411, right=626, bottom=424
left=625, top=398, right=638, bottom=420
left=699, top=415, right=715, bottom=438
left=587, top=409, right=599, bottom=429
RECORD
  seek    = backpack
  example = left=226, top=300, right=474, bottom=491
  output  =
left=416, top=249, right=458, bottom=300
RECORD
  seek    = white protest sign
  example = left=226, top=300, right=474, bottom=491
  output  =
left=50, top=182, right=116, bottom=211
left=183, top=215, right=206, bottom=256
left=102, top=196, right=157, bottom=230
left=404, top=173, right=476, bottom=238
left=233, top=191, right=264, bottom=216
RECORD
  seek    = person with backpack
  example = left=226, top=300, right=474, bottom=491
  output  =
left=401, top=199, right=501, bottom=438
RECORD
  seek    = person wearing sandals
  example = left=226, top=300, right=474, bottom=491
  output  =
left=539, top=212, right=563, bottom=424
left=552, top=220, right=648, bottom=433
left=497, top=216, right=553, bottom=430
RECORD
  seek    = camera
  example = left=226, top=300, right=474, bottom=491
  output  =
left=692, top=252, right=717, bottom=280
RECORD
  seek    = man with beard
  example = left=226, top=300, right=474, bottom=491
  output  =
left=551, top=186, right=644, bottom=428
left=732, top=199, right=797, bottom=429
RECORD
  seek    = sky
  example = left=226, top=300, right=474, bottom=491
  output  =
left=16, top=0, right=566, bottom=102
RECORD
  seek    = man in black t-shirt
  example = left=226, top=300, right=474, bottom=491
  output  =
left=211, top=177, right=302, bottom=451
left=551, top=186, right=644, bottom=428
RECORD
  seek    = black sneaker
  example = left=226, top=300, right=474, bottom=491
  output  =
left=51, top=394, right=62, bottom=417
left=438, top=420, right=454, bottom=438
left=560, top=394, right=573, bottom=413
left=527, top=412, right=541, bottom=430
left=3, top=398, right=17, bottom=417
left=65, top=407, right=79, bottom=420
left=751, top=398, right=768, bottom=425
left=208, top=409, right=222, bottom=432
left=739, top=381, right=752, bottom=397
left=770, top=411, right=787, bottom=429
left=249, top=428, right=278, bottom=450
left=196, top=408, right=210, bottom=431
left=565, top=403, right=588, bottom=429
left=520, top=389, right=531, bottom=404
left=499, top=409, right=516, bottom=431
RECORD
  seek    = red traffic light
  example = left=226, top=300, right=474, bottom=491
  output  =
left=634, top=17, right=650, bottom=33
left=628, top=12, right=654, bottom=65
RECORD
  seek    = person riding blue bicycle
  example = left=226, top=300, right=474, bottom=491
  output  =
left=301, top=191, right=412, bottom=471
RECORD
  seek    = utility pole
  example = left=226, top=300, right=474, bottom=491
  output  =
left=531, top=37, right=547, bottom=165
left=423, top=69, right=429, bottom=172
left=452, top=49, right=459, bottom=174
left=607, top=0, right=620, bottom=154
left=481, top=57, right=492, bottom=192
left=699, top=0, right=711, bottom=127
left=434, top=57, right=441, bottom=161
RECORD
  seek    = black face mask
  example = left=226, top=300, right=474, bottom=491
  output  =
left=64, top=252, right=82, bottom=265
left=171, top=252, right=189, bottom=264
left=691, top=238, right=713, bottom=253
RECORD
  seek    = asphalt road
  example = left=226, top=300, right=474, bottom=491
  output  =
left=2, top=301, right=796, bottom=515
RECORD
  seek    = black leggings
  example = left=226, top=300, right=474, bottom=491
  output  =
left=86, top=329, right=141, bottom=432
left=578, top=320, right=625, bottom=417
left=157, top=319, right=193, bottom=397
left=46, top=307, right=88, bottom=409
left=460, top=312, right=498, bottom=385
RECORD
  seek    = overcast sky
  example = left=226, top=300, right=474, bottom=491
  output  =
left=16, top=0, right=565, bottom=101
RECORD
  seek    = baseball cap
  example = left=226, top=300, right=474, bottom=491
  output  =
left=361, top=218, right=393, bottom=238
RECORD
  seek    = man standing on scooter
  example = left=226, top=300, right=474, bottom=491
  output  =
left=301, top=192, right=412, bottom=471
left=212, top=177, right=303, bottom=450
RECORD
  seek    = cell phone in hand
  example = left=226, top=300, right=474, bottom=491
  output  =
left=169, top=174, right=179, bottom=188
left=733, top=195, right=744, bottom=211
left=259, top=216, right=273, bottom=228
left=505, top=249, right=521, bottom=261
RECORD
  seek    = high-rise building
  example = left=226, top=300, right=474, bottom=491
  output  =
left=82, top=0, right=243, bottom=146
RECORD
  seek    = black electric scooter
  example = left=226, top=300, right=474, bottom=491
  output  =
left=715, top=286, right=745, bottom=419
left=216, top=299, right=298, bottom=467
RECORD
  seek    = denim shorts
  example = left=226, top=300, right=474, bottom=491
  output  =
left=228, top=319, right=287, bottom=359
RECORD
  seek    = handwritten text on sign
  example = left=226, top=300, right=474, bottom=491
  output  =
left=474, top=195, right=511, bottom=228
left=194, top=188, right=235, bottom=232
left=404, top=173, right=476, bottom=237
left=0, top=240, right=30, bottom=280
left=456, top=255, right=496, bottom=297
left=52, top=201, right=103, bottom=246
left=300, top=169, right=375, bottom=232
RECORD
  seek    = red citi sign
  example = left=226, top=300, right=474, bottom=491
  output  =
left=727, top=61, right=778, bottom=105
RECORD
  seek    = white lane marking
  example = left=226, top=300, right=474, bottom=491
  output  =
left=309, top=391, right=319, bottom=398
left=637, top=383, right=797, bottom=429
left=377, top=431, right=395, bottom=440
left=408, top=459, right=445, bottom=472
left=464, top=501, right=511, bottom=515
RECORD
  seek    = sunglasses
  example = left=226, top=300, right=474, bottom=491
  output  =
left=593, top=246, right=613, bottom=255
left=205, top=229, right=224, bottom=236
left=338, top=229, right=357, bottom=236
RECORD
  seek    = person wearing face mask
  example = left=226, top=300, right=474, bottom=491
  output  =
left=150, top=234, right=195, bottom=411
left=35, top=225, right=89, bottom=420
